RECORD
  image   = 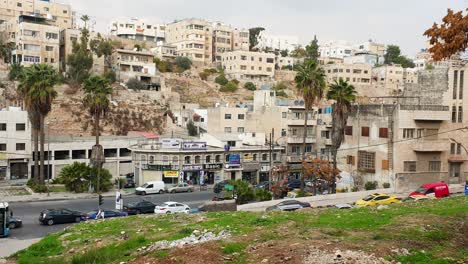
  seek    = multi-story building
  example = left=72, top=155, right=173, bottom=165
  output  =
left=0, top=107, right=31, bottom=182
left=323, top=63, right=372, bottom=86
left=232, top=28, right=249, bottom=51
left=212, top=22, right=233, bottom=62
left=343, top=53, right=380, bottom=67
left=317, top=57, right=344, bottom=66
left=151, top=43, right=177, bottom=60
left=109, top=18, right=165, bottom=43
left=319, top=40, right=354, bottom=59
left=165, top=19, right=213, bottom=65
left=256, top=31, right=299, bottom=52
left=112, top=49, right=158, bottom=85
left=0, top=0, right=74, bottom=29
left=130, top=135, right=284, bottom=186
left=371, top=64, right=406, bottom=92
left=356, top=40, right=386, bottom=57
left=8, top=15, right=60, bottom=68
left=221, top=50, right=275, bottom=82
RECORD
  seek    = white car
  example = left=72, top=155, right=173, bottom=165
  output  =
left=154, top=202, right=190, bottom=214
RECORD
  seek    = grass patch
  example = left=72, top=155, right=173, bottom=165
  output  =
left=151, top=250, right=169, bottom=259
left=395, top=251, right=453, bottom=264
left=321, top=228, right=348, bottom=237
left=48, top=185, right=67, bottom=192
left=221, top=242, right=247, bottom=254
left=16, top=233, right=63, bottom=264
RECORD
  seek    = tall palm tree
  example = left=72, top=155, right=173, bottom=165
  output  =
left=83, top=75, right=112, bottom=193
left=294, top=60, right=326, bottom=190
left=81, top=15, right=90, bottom=29
left=326, top=79, right=357, bottom=193
left=18, top=64, right=59, bottom=184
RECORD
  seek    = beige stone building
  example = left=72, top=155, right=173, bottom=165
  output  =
left=323, top=63, right=372, bottom=86
left=0, top=0, right=74, bottom=29
left=371, top=65, right=406, bottom=92
left=165, top=19, right=213, bottom=65
left=112, top=49, right=158, bottom=85
left=221, top=50, right=275, bottom=82
left=232, top=28, right=249, bottom=51
left=8, top=15, right=60, bottom=68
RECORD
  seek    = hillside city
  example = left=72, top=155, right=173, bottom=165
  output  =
left=0, top=1, right=467, bottom=264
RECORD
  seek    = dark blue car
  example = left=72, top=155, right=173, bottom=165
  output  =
left=83, top=210, right=128, bottom=220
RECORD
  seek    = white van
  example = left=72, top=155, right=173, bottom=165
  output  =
left=135, top=181, right=166, bottom=195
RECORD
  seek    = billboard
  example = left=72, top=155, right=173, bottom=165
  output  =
left=229, top=154, right=241, bottom=166
left=183, top=142, right=207, bottom=150
left=163, top=171, right=178, bottom=178
left=161, top=138, right=181, bottom=149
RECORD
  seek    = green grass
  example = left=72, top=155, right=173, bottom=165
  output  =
left=151, top=250, right=169, bottom=259
left=48, top=185, right=67, bottom=192
left=395, top=251, right=453, bottom=264
left=221, top=242, right=247, bottom=254
left=15, top=234, right=63, bottom=264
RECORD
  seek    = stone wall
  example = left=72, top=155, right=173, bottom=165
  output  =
left=274, top=70, right=296, bottom=82
left=403, top=68, right=449, bottom=105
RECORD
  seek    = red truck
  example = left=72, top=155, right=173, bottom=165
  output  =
left=409, top=182, right=450, bottom=198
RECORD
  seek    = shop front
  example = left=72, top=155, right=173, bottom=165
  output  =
left=182, top=165, right=203, bottom=185
left=162, top=170, right=179, bottom=184
left=203, top=163, right=223, bottom=184
left=288, top=164, right=302, bottom=180
left=242, top=163, right=260, bottom=184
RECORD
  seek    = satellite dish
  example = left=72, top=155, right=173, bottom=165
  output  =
left=299, top=101, right=305, bottom=106
left=294, top=100, right=299, bottom=106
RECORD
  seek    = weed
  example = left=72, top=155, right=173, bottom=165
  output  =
left=221, top=242, right=247, bottom=254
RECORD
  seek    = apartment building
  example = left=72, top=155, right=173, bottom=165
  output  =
left=212, top=22, right=232, bottom=62
left=109, top=18, right=165, bottom=43
left=0, top=107, right=31, bottom=182
left=336, top=65, right=467, bottom=192
left=319, top=40, right=354, bottom=59
left=130, top=136, right=283, bottom=186
left=256, top=31, right=299, bottom=52
left=322, top=63, right=372, bottom=86
left=8, top=15, right=60, bottom=68
left=232, top=28, right=249, bottom=51
left=112, top=49, right=158, bottom=85
left=221, top=50, right=275, bottom=82
left=0, top=0, right=74, bottom=29
left=356, top=40, right=386, bottom=57
left=165, top=19, right=213, bottom=65
left=372, top=65, right=406, bottom=92
left=151, top=43, right=177, bottom=60
left=343, top=53, right=380, bottom=67
left=318, top=57, right=344, bottom=66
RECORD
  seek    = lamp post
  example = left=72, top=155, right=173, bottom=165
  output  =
left=47, top=121, right=50, bottom=196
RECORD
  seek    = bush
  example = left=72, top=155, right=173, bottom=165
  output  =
left=364, top=181, right=378, bottom=190
left=126, top=78, right=146, bottom=91
left=351, top=186, right=359, bottom=192
left=55, top=162, right=112, bottom=193
left=175, top=57, right=192, bottom=71
left=186, top=120, right=198, bottom=136
left=231, top=79, right=240, bottom=85
left=255, top=189, right=272, bottom=201
left=154, top=58, right=173, bottom=73
left=229, top=180, right=255, bottom=205
left=244, top=82, right=256, bottom=91
left=8, top=63, right=23, bottom=81
left=27, top=178, right=48, bottom=193
left=114, top=177, right=126, bottom=189
left=220, top=81, right=238, bottom=93
left=204, top=68, right=218, bottom=74
left=103, top=70, right=116, bottom=83
left=199, top=71, right=209, bottom=81
left=273, top=81, right=288, bottom=91
left=336, top=188, right=348, bottom=193
left=215, top=74, right=229, bottom=86
left=383, top=182, right=391, bottom=189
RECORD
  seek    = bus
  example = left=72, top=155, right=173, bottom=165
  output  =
left=0, top=202, right=9, bottom=238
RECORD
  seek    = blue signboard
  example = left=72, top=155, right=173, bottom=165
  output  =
left=465, top=185, right=468, bottom=196
left=229, top=154, right=241, bottom=166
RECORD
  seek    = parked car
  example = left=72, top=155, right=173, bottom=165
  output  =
left=214, top=180, right=230, bottom=193
left=124, top=179, right=136, bottom=188
left=409, top=182, right=450, bottom=198
left=135, top=181, right=166, bottom=195
left=166, top=183, right=194, bottom=193
left=9, top=216, right=22, bottom=229
left=39, top=209, right=84, bottom=226
left=355, top=193, right=401, bottom=207
left=154, top=202, right=190, bottom=214
left=83, top=210, right=128, bottom=220
left=123, top=201, right=156, bottom=215
left=255, top=181, right=272, bottom=190
left=335, top=203, right=354, bottom=209
left=266, top=200, right=311, bottom=212
left=286, top=179, right=302, bottom=190
left=403, top=195, right=436, bottom=202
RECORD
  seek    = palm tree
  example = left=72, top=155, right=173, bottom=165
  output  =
left=294, top=60, right=326, bottom=190
left=18, top=64, right=59, bottom=184
left=326, top=79, right=357, bottom=193
left=81, top=15, right=90, bottom=29
left=83, top=75, right=112, bottom=193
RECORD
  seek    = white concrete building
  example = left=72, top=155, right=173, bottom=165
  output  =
left=221, top=50, right=275, bottom=82
left=0, top=107, right=31, bottom=182
left=109, top=18, right=165, bottom=43
left=256, top=31, right=299, bottom=52
left=319, top=40, right=354, bottom=59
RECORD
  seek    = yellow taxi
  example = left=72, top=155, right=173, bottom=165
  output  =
left=355, top=193, right=401, bottom=207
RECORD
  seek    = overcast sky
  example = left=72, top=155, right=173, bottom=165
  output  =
left=64, top=0, right=467, bottom=57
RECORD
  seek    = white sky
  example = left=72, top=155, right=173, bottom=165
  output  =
left=63, top=0, right=467, bottom=57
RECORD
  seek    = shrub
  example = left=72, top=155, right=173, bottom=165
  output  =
left=229, top=180, right=255, bottom=205
left=364, top=181, right=378, bottom=190
left=244, top=82, right=256, bottom=91
left=255, top=189, right=272, bottom=201
left=215, top=74, right=229, bottom=86
left=8, top=63, right=23, bottom=81
left=114, top=177, right=126, bottom=189
left=336, top=188, right=348, bottom=193
left=220, top=81, right=238, bottom=93
left=27, top=178, right=48, bottom=193
left=383, top=182, right=391, bottom=189
left=275, top=90, right=288, bottom=98
left=351, top=186, right=359, bottom=192
left=55, top=162, right=113, bottom=193
left=126, top=78, right=146, bottom=91
left=231, top=79, right=240, bottom=85
left=175, top=57, right=192, bottom=71
left=155, top=58, right=173, bottom=73
left=199, top=71, right=209, bottom=81
left=103, top=70, right=116, bottom=83
left=273, top=81, right=288, bottom=91
left=204, top=68, right=218, bottom=74
left=186, top=120, right=198, bottom=136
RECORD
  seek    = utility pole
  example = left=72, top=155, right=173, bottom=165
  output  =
left=269, top=128, right=274, bottom=188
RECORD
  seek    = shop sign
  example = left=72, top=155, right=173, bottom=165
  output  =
left=243, top=153, right=253, bottom=161
left=182, top=165, right=203, bottom=171
left=182, top=142, right=207, bottom=150
left=161, top=138, right=181, bottom=149
left=203, top=164, right=223, bottom=170
left=163, top=171, right=179, bottom=178
left=229, top=154, right=241, bottom=166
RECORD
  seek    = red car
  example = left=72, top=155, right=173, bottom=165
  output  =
left=409, top=182, right=450, bottom=198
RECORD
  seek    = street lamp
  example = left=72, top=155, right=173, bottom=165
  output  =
left=46, top=121, right=50, bottom=196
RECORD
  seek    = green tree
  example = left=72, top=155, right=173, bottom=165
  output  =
left=244, top=82, right=256, bottom=91
left=294, top=60, right=326, bottom=191
left=290, top=45, right=307, bottom=58
left=230, top=180, right=255, bottom=205
left=186, top=120, right=198, bottom=136
left=326, top=79, right=357, bottom=193
left=0, top=32, right=14, bottom=63
left=384, top=45, right=415, bottom=68
left=90, top=34, right=114, bottom=74
left=18, top=64, right=59, bottom=184
left=305, top=36, right=319, bottom=62
left=57, top=162, right=113, bottom=193
left=220, top=81, right=238, bottom=92
left=83, top=75, right=112, bottom=195
left=280, top=50, right=289, bottom=57
left=66, top=27, right=93, bottom=86
left=8, top=63, right=24, bottom=81
left=126, top=78, right=146, bottom=90
left=80, top=15, right=90, bottom=29
left=215, top=74, right=229, bottom=86
left=175, top=57, right=192, bottom=71
left=248, top=27, right=265, bottom=51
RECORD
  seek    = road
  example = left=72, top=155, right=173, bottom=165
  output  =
left=0, top=191, right=214, bottom=258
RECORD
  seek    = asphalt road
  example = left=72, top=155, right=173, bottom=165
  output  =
left=6, top=190, right=214, bottom=240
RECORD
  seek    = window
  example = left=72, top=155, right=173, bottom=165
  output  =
left=206, top=155, right=211, bottom=163
left=358, top=151, right=375, bottom=172
left=63, top=10, right=68, bottom=14
left=403, top=129, right=415, bottom=139
left=24, top=44, right=40, bottom=51
left=346, top=155, right=355, bottom=165
left=184, top=156, right=191, bottom=164
left=224, top=114, right=232, bottom=119
left=16, top=123, right=25, bottom=131
left=149, top=156, right=155, bottom=164
left=237, top=127, right=244, bottom=133
left=452, top=106, right=457, bottom=123
left=379, top=128, right=388, bottom=138
left=238, top=114, right=245, bottom=120
left=0, top=123, right=6, bottom=131
left=361, top=127, right=369, bottom=137
left=453, top=70, right=458, bottom=99
left=305, top=145, right=312, bottom=153
left=266, top=58, right=274, bottom=63
left=382, top=160, right=389, bottom=170
left=457, top=143, right=462, bottom=155
left=46, top=32, right=58, bottom=39
left=404, top=161, right=417, bottom=172
left=45, top=46, right=54, bottom=51
left=16, top=143, right=26, bottom=151
left=195, top=156, right=201, bottom=164
left=429, top=161, right=441, bottom=172
left=215, top=155, right=221, bottom=162
left=450, top=143, right=456, bottom=154
left=262, top=154, right=268, bottom=161
left=240, top=65, right=246, bottom=70
left=273, top=153, right=278, bottom=161
left=345, top=126, right=353, bottom=136
left=458, top=106, right=463, bottom=123
left=224, top=127, right=232, bottom=133
left=17, top=2, right=22, bottom=7
left=0, top=144, right=6, bottom=151
left=459, top=70, right=464, bottom=99
left=282, top=112, right=287, bottom=118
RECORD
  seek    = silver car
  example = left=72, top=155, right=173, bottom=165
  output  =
left=166, top=183, right=194, bottom=193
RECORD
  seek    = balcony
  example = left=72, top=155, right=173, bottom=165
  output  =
left=287, top=119, right=317, bottom=126
left=410, top=139, right=446, bottom=152
left=400, top=105, right=450, bottom=121
left=287, top=136, right=316, bottom=144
